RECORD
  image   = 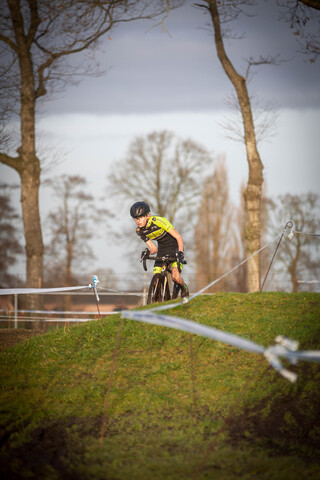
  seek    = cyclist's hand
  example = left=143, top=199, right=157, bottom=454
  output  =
left=141, top=248, right=150, bottom=261
left=176, top=251, right=185, bottom=263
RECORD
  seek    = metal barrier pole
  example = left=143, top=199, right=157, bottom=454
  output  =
left=143, top=272, right=147, bottom=306
left=14, top=294, right=18, bottom=329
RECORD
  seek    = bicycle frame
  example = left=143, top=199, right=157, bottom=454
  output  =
left=142, top=255, right=183, bottom=274
left=142, top=255, right=186, bottom=304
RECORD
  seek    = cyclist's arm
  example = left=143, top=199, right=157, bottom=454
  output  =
left=168, top=228, right=183, bottom=252
left=146, top=239, right=158, bottom=255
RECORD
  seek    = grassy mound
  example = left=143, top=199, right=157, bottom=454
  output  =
left=1, top=292, right=320, bottom=480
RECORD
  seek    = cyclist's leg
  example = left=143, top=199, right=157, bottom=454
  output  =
left=171, top=264, right=189, bottom=298
left=172, top=281, right=181, bottom=299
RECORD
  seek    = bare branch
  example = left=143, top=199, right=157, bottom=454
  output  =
left=219, top=92, right=279, bottom=145
left=108, top=130, right=212, bottom=230
left=268, top=192, right=320, bottom=291
left=244, top=54, right=285, bottom=81
left=0, top=33, right=17, bottom=52
left=0, top=0, right=184, bottom=298
left=278, top=0, right=320, bottom=62
left=0, top=152, right=20, bottom=171
left=299, top=0, right=320, bottom=11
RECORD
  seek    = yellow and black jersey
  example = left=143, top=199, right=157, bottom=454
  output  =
left=136, top=216, right=178, bottom=254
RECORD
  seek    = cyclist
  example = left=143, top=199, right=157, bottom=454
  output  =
left=130, top=201, right=189, bottom=297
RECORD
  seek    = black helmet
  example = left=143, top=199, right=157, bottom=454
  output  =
left=130, top=201, right=150, bottom=218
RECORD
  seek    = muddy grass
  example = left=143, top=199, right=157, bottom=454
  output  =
left=1, top=401, right=320, bottom=480
left=0, top=416, right=104, bottom=480
left=226, top=366, right=320, bottom=461
left=1, top=293, right=319, bottom=480
left=0, top=329, right=44, bottom=350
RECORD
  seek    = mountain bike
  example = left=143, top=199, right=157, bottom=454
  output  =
left=141, top=253, right=187, bottom=304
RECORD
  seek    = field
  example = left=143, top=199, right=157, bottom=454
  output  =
left=1, top=292, right=320, bottom=480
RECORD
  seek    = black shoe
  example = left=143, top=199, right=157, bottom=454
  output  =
left=181, top=284, right=189, bottom=298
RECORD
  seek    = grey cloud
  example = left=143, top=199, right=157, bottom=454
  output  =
left=42, top=0, right=320, bottom=117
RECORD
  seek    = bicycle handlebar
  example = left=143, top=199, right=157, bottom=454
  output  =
left=141, top=254, right=187, bottom=273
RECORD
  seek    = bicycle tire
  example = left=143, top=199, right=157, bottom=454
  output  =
left=147, top=274, right=162, bottom=304
left=147, top=274, right=171, bottom=304
left=163, top=275, right=171, bottom=302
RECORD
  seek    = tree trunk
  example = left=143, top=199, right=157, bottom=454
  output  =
left=65, top=243, right=73, bottom=311
left=9, top=0, right=43, bottom=308
left=207, top=0, right=264, bottom=291
left=20, top=168, right=43, bottom=280
left=289, top=269, right=299, bottom=292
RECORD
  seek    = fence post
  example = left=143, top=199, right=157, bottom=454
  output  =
left=14, top=294, right=18, bottom=329
left=143, top=272, right=147, bottom=306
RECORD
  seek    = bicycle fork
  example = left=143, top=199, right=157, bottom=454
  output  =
left=162, top=274, right=168, bottom=302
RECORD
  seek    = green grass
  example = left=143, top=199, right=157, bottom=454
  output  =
left=1, top=292, right=320, bottom=480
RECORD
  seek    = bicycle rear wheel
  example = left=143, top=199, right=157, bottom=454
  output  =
left=147, top=274, right=171, bottom=304
left=172, top=282, right=182, bottom=299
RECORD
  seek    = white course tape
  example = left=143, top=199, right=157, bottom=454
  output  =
left=149, top=233, right=283, bottom=313
left=122, top=310, right=264, bottom=354
left=187, top=233, right=282, bottom=303
left=0, top=285, right=90, bottom=296
left=121, top=310, right=320, bottom=382
left=99, top=286, right=145, bottom=297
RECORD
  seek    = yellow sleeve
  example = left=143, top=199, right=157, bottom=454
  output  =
left=152, top=216, right=174, bottom=232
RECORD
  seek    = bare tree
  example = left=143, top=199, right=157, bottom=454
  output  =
left=227, top=182, right=248, bottom=292
left=0, top=0, right=182, bottom=307
left=195, top=0, right=281, bottom=292
left=218, top=93, right=279, bottom=146
left=230, top=181, right=270, bottom=292
left=278, top=0, right=320, bottom=62
left=109, top=130, right=212, bottom=230
left=194, top=158, right=236, bottom=292
left=268, top=192, right=320, bottom=292
left=44, top=175, right=107, bottom=293
left=0, top=183, right=23, bottom=287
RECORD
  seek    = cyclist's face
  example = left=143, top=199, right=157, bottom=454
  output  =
left=134, top=214, right=149, bottom=228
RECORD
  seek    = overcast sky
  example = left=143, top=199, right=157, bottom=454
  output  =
left=41, top=0, right=320, bottom=114
left=2, top=0, right=320, bottom=283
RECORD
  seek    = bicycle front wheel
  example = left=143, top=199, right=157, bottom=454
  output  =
left=147, top=274, right=162, bottom=304
left=147, top=274, right=170, bottom=304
